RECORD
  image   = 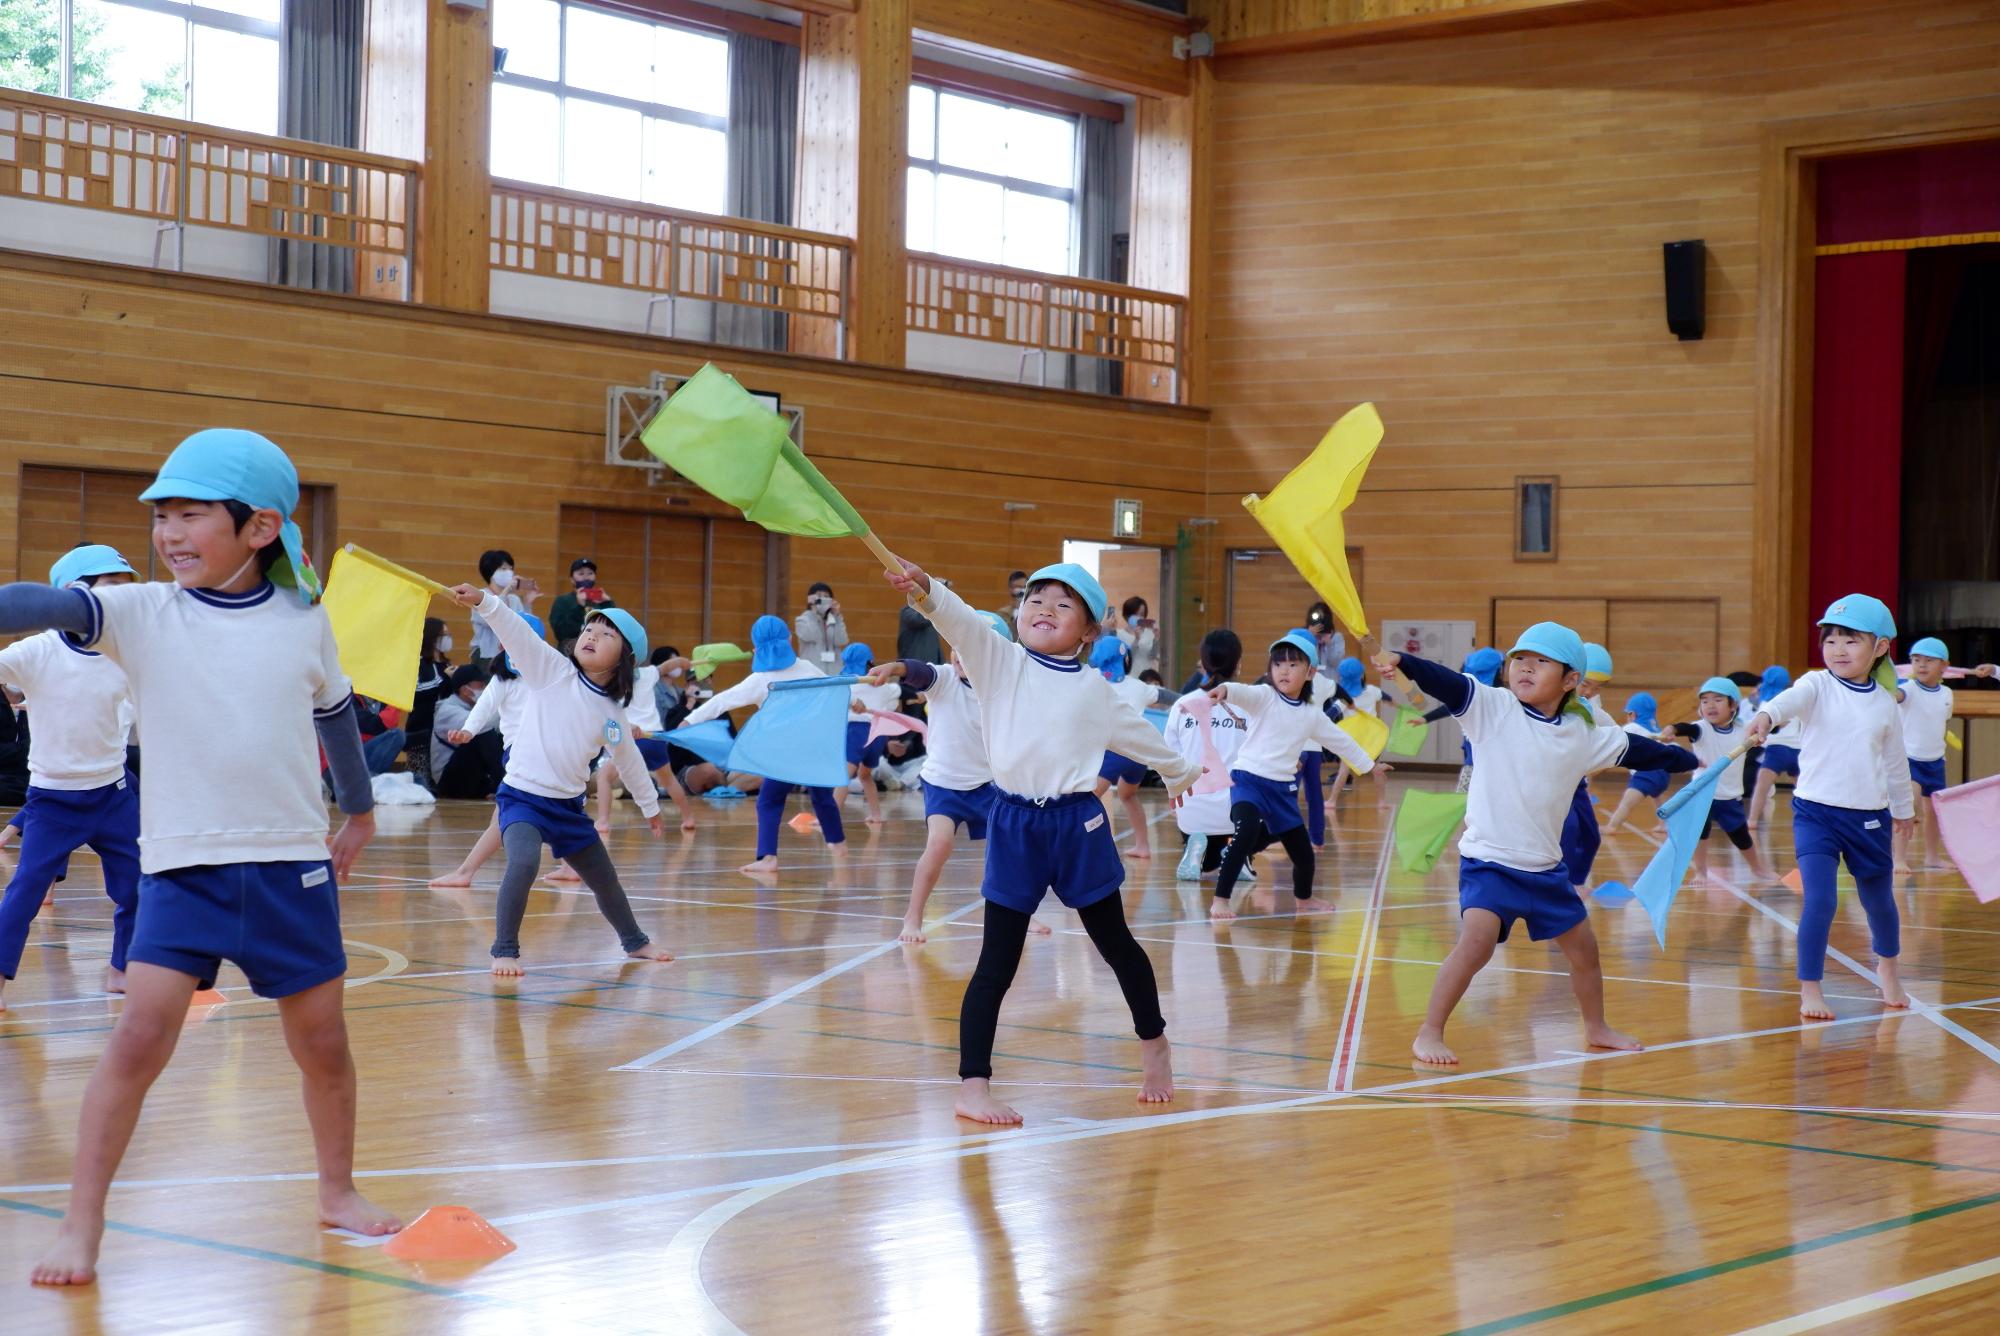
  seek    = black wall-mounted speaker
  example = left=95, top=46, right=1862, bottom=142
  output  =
left=1663, top=239, right=1705, bottom=341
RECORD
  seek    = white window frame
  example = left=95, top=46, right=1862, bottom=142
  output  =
left=907, top=80, right=1078, bottom=276
left=491, top=0, right=729, bottom=204
left=49, top=0, right=281, bottom=119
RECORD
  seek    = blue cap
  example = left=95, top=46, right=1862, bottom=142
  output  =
left=750, top=614, right=796, bottom=672
left=1508, top=621, right=1586, bottom=673
left=1584, top=643, right=1614, bottom=682
left=1337, top=655, right=1365, bottom=693
left=48, top=544, right=137, bottom=588
left=1269, top=631, right=1319, bottom=668
left=1698, top=676, right=1742, bottom=702
left=519, top=612, right=546, bottom=641
left=1025, top=563, right=1108, bottom=623
left=1910, top=636, right=1949, bottom=662
left=1759, top=664, right=1791, bottom=699
left=1464, top=647, right=1504, bottom=686
left=1818, top=593, right=1896, bottom=642
left=1624, top=691, right=1659, bottom=731
left=977, top=610, right=1011, bottom=639
left=1089, top=636, right=1127, bottom=682
left=139, top=429, right=319, bottom=604
left=585, top=607, right=647, bottom=662
left=841, top=642, right=874, bottom=676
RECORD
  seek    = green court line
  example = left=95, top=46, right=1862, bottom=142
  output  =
left=1444, top=1188, right=2000, bottom=1335
left=0, top=1196, right=490, bottom=1301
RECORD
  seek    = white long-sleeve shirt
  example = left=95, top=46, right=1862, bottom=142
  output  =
left=1757, top=670, right=1913, bottom=819
left=680, top=658, right=824, bottom=726
left=475, top=592, right=658, bottom=818
left=1676, top=718, right=1747, bottom=801
left=1455, top=680, right=1640, bottom=872
left=627, top=665, right=665, bottom=733
left=0, top=630, right=133, bottom=789
left=1899, top=680, right=1953, bottom=762
left=913, top=582, right=1197, bottom=798
left=849, top=679, right=902, bottom=718
left=1165, top=689, right=1248, bottom=837
left=461, top=673, right=524, bottom=742
left=1217, top=682, right=1375, bottom=784
left=914, top=661, right=991, bottom=791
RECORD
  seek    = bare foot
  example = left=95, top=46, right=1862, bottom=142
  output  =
left=427, top=870, right=475, bottom=889
left=1130, top=846, right=1153, bottom=860
left=680, top=817, right=698, bottom=833
left=898, top=918, right=928, bottom=944
left=547, top=864, right=582, bottom=884
left=1584, top=1023, right=1643, bottom=1052
left=1893, top=860, right=1912, bottom=877
left=865, top=812, right=884, bottom=828
left=318, top=1186, right=403, bottom=1237
left=491, top=956, right=526, bottom=977
left=1296, top=898, right=1334, bottom=915
left=594, top=820, right=613, bottom=836
left=103, top=965, right=125, bottom=996
left=1877, top=959, right=1909, bottom=1010
left=1208, top=897, right=1236, bottom=922
left=954, top=1078, right=1023, bottom=1125
left=1921, top=859, right=1952, bottom=872
left=627, top=943, right=675, bottom=964
left=1602, top=818, right=1624, bottom=835
left=29, top=1219, right=102, bottom=1286
left=739, top=856, right=779, bottom=876
left=1028, top=918, right=1052, bottom=936
left=1799, top=981, right=1834, bottom=1020
left=1412, top=1025, right=1458, bottom=1066
left=0, top=985, right=8, bottom=1013
left=1138, top=1034, right=1174, bottom=1103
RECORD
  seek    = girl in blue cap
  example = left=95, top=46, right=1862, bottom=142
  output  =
left=1892, top=637, right=1989, bottom=872
left=842, top=642, right=898, bottom=827
left=1206, top=632, right=1376, bottom=920
left=1091, top=635, right=1172, bottom=860
left=679, top=614, right=847, bottom=875
left=1325, top=654, right=1390, bottom=814
left=1746, top=664, right=1803, bottom=829
left=0, top=546, right=143, bottom=1012
left=1744, top=594, right=1913, bottom=1019
left=1375, top=623, right=1697, bottom=1065
left=1602, top=691, right=1667, bottom=833
left=884, top=554, right=1199, bottom=1124
left=447, top=584, right=669, bottom=975
left=1659, top=678, right=1779, bottom=884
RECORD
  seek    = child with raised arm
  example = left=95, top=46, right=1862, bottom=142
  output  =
left=885, top=558, right=1199, bottom=1125
left=0, top=429, right=398, bottom=1284
left=1660, top=678, right=1779, bottom=884
left=1171, top=629, right=1248, bottom=881
left=1601, top=692, right=1666, bottom=834
left=0, top=546, right=143, bottom=1011
left=1376, top=623, right=1697, bottom=1066
left=1894, top=636, right=1956, bottom=872
left=1207, top=632, right=1376, bottom=921
left=446, top=585, right=671, bottom=976
left=1090, top=636, right=1169, bottom=860
left=1744, top=595, right=1914, bottom=1020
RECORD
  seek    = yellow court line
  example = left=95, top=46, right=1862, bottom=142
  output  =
left=341, top=939, right=410, bottom=990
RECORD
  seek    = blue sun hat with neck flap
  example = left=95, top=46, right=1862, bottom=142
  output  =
left=1089, top=635, right=1127, bottom=682
left=841, top=642, right=874, bottom=676
left=750, top=614, right=796, bottom=672
left=1337, top=655, right=1365, bottom=694
left=1024, top=562, right=1108, bottom=623
left=139, top=428, right=321, bottom=604
left=1464, top=647, right=1505, bottom=686
left=1624, top=691, right=1659, bottom=731
left=1909, top=636, right=1949, bottom=662
left=585, top=607, right=647, bottom=662
left=48, top=545, right=137, bottom=588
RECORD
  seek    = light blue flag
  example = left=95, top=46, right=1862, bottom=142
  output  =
left=670, top=720, right=739, bottom=770
left=1629, top=747, right=1742, bottom=946
left=726, top=676, right=855, bottom=788
left=1144, top=707, right=1170, bottom=734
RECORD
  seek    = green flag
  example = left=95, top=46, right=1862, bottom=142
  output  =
left=640, top=363, right=867, bottom=540
left=689, top=641, right=752, bottom=679
left=1385, top=705, right=1430, bottom=757
left=1395, top=790, right=1468, bottom=875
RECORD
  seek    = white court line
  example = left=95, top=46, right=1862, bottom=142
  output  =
left=636, top=1067, right=1311, bottom=1095
left=1730, top=1252, right=2000, bottom=1334
left=1331, top=834, right=1396, bottom=1091
left=612, top=899, right=987, bottom=1071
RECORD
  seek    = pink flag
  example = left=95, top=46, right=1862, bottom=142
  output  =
left=866, top=709, right=928, bottom=743
left=1182, top=695, right=1234, bottom=795
left=1895, top=664, right=1970, bottom=678
left=1933, top=773, right=2000, bottom=904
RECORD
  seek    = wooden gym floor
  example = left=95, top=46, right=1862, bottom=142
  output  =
left=4, top=774, right=2000, bottom=1333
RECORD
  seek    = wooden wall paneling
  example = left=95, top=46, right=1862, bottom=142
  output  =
left=1225, top=547, right=1313, bottom=648
left=423, top=0, right=493, bottom=310
left=910, top=0, right=1190, bottom=98
left=1127, top=62, right=1211, bottom=403
left=1490, top=596, right=1607, bottom=650
left=707, top=519, right=772, bottom=647
left=1198, top=0, right=1783, bottom=54
left=1604, top=597, right=1719, bottom=686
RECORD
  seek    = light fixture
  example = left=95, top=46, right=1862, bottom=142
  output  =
left=1002, top=502, right=1037, bottom=513
left=1113, top=498, right=1142, bottom=539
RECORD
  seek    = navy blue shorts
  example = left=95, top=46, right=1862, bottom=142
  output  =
left=1909, top=757, right=1946, bottom=797
left=1792, top=797, right=1892, bottom=879
left=129, top=860, right=345, bottom=998
left=495, top=782, right=600, bottom=860
left=1229, top=769, right=1305, bottom=837
left=1760, top=744, right=1801, bottom=777
left=1703, top=797, right=1748, bottom=838
left=1098, top=751, right=1147, bottom=787
left=845, top=721, right=889, bottom=768
left=634, top=737, right=672, bottom=771
left=1459, top=856, right=1588, bottom=944
left=981, top=789, right=1124, bottom=914
left=1625, top=769, right=1668, bottom=798
left=923, top=779, right=996, bottom=839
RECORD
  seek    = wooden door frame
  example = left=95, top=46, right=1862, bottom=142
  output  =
left=1751, top=97, right=2000, bottom=669
left=1066, top=537, right=1178, bottom=684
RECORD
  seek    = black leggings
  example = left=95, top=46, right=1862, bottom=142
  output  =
left=959, top=895, right=1164, bottom=1081
left=1214, top=803, right=1314, bottom=901
left=490, top=822, right=649, bottom=958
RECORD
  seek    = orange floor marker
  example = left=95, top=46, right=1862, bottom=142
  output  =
left=1781, top=868, right=1803, bottom=893
left=383, top=1206, right=516, bottom=1262
left=788, top=812, right=819, bottom=833
left=189, top=989, right=229, bottom=1007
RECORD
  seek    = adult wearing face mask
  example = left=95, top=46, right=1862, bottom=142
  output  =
left=469, top=549, right=541, bottom=664
left=404, top=617, right=453, bottom=788
left=990, top=570, right=1026, bottom=643
left=795, top=582, right=848, bottom=670
left=549, top=557, right=616, bottom=647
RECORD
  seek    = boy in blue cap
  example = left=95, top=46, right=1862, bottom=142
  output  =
left=884, top=555, right=1199, bottom=1125
left=1895, top=636, right=1967, bottom=873
left=1375, top=622, right=1697, bottom=1066
left=1745, top=594, right=1914, bottom=1019
left=0, top=429, right=397, bottom=1285
left=1602, top=691, right=1667, bottom=833
left=842, top=641, right=898, bottom=827
left=0, top=545, right=142, bottom=1011
left=1658, top=678, right=1779, bottom=884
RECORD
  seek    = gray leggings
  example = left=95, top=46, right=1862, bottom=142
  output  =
left=490, top=821, right=650, bottom=959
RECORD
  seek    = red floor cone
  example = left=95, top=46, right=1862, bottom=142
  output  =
left=788, top=812, right=818, bottom=833
left=1781, top=868, right=1804, bottom=893
left=383, top=1206, right=516, bottom=1262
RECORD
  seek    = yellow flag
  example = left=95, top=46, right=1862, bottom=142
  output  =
left=322, top=546, right=437, bottom=711
left=1338, top=710, right=1390, bottom=759
left=1242, top=402, right=1382, bottom=638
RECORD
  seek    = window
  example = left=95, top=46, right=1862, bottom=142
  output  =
left=3, top=0, right=280, bottom=135
left=907, top=83, right=1077, bottom=275
left=490, top=0, right=729, bottom=215
left=1516, top=476, right=1558, bottom=561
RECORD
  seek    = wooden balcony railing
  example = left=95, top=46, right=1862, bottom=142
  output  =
left=0, top=88, right=417, bottom=297
left=489, top=180, right=851, bottom=351
left=905, top=251, right=1188, bottom=402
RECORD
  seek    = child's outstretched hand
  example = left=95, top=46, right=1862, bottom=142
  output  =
left=328, top=811, right=375, bottom=880
left=446, top=729, right=472, bottom=746
left=1743, top=712, right=1775, bottom=747
left=865, top=662, right=906, bottom=687
left=1978, top=663, right=1999, bottom=679
left=1371, top=648, right=1401, bottom=676
left=446, top=582, right=484, bottom=609
left=645, top=813, right=665, bottom=838
left=882, top=556, right=932, bottom=598
left=1205, top=682, right=1230, bottom=705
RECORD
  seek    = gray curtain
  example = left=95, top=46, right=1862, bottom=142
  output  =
left=713, top=32, right=799, bottom=350
left=271, top=0, right=362, bottom=293
left=1069, top=112, right=1119, bottom=393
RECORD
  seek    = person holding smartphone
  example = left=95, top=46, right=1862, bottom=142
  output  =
left=795, top=581, right=849, bottom=670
